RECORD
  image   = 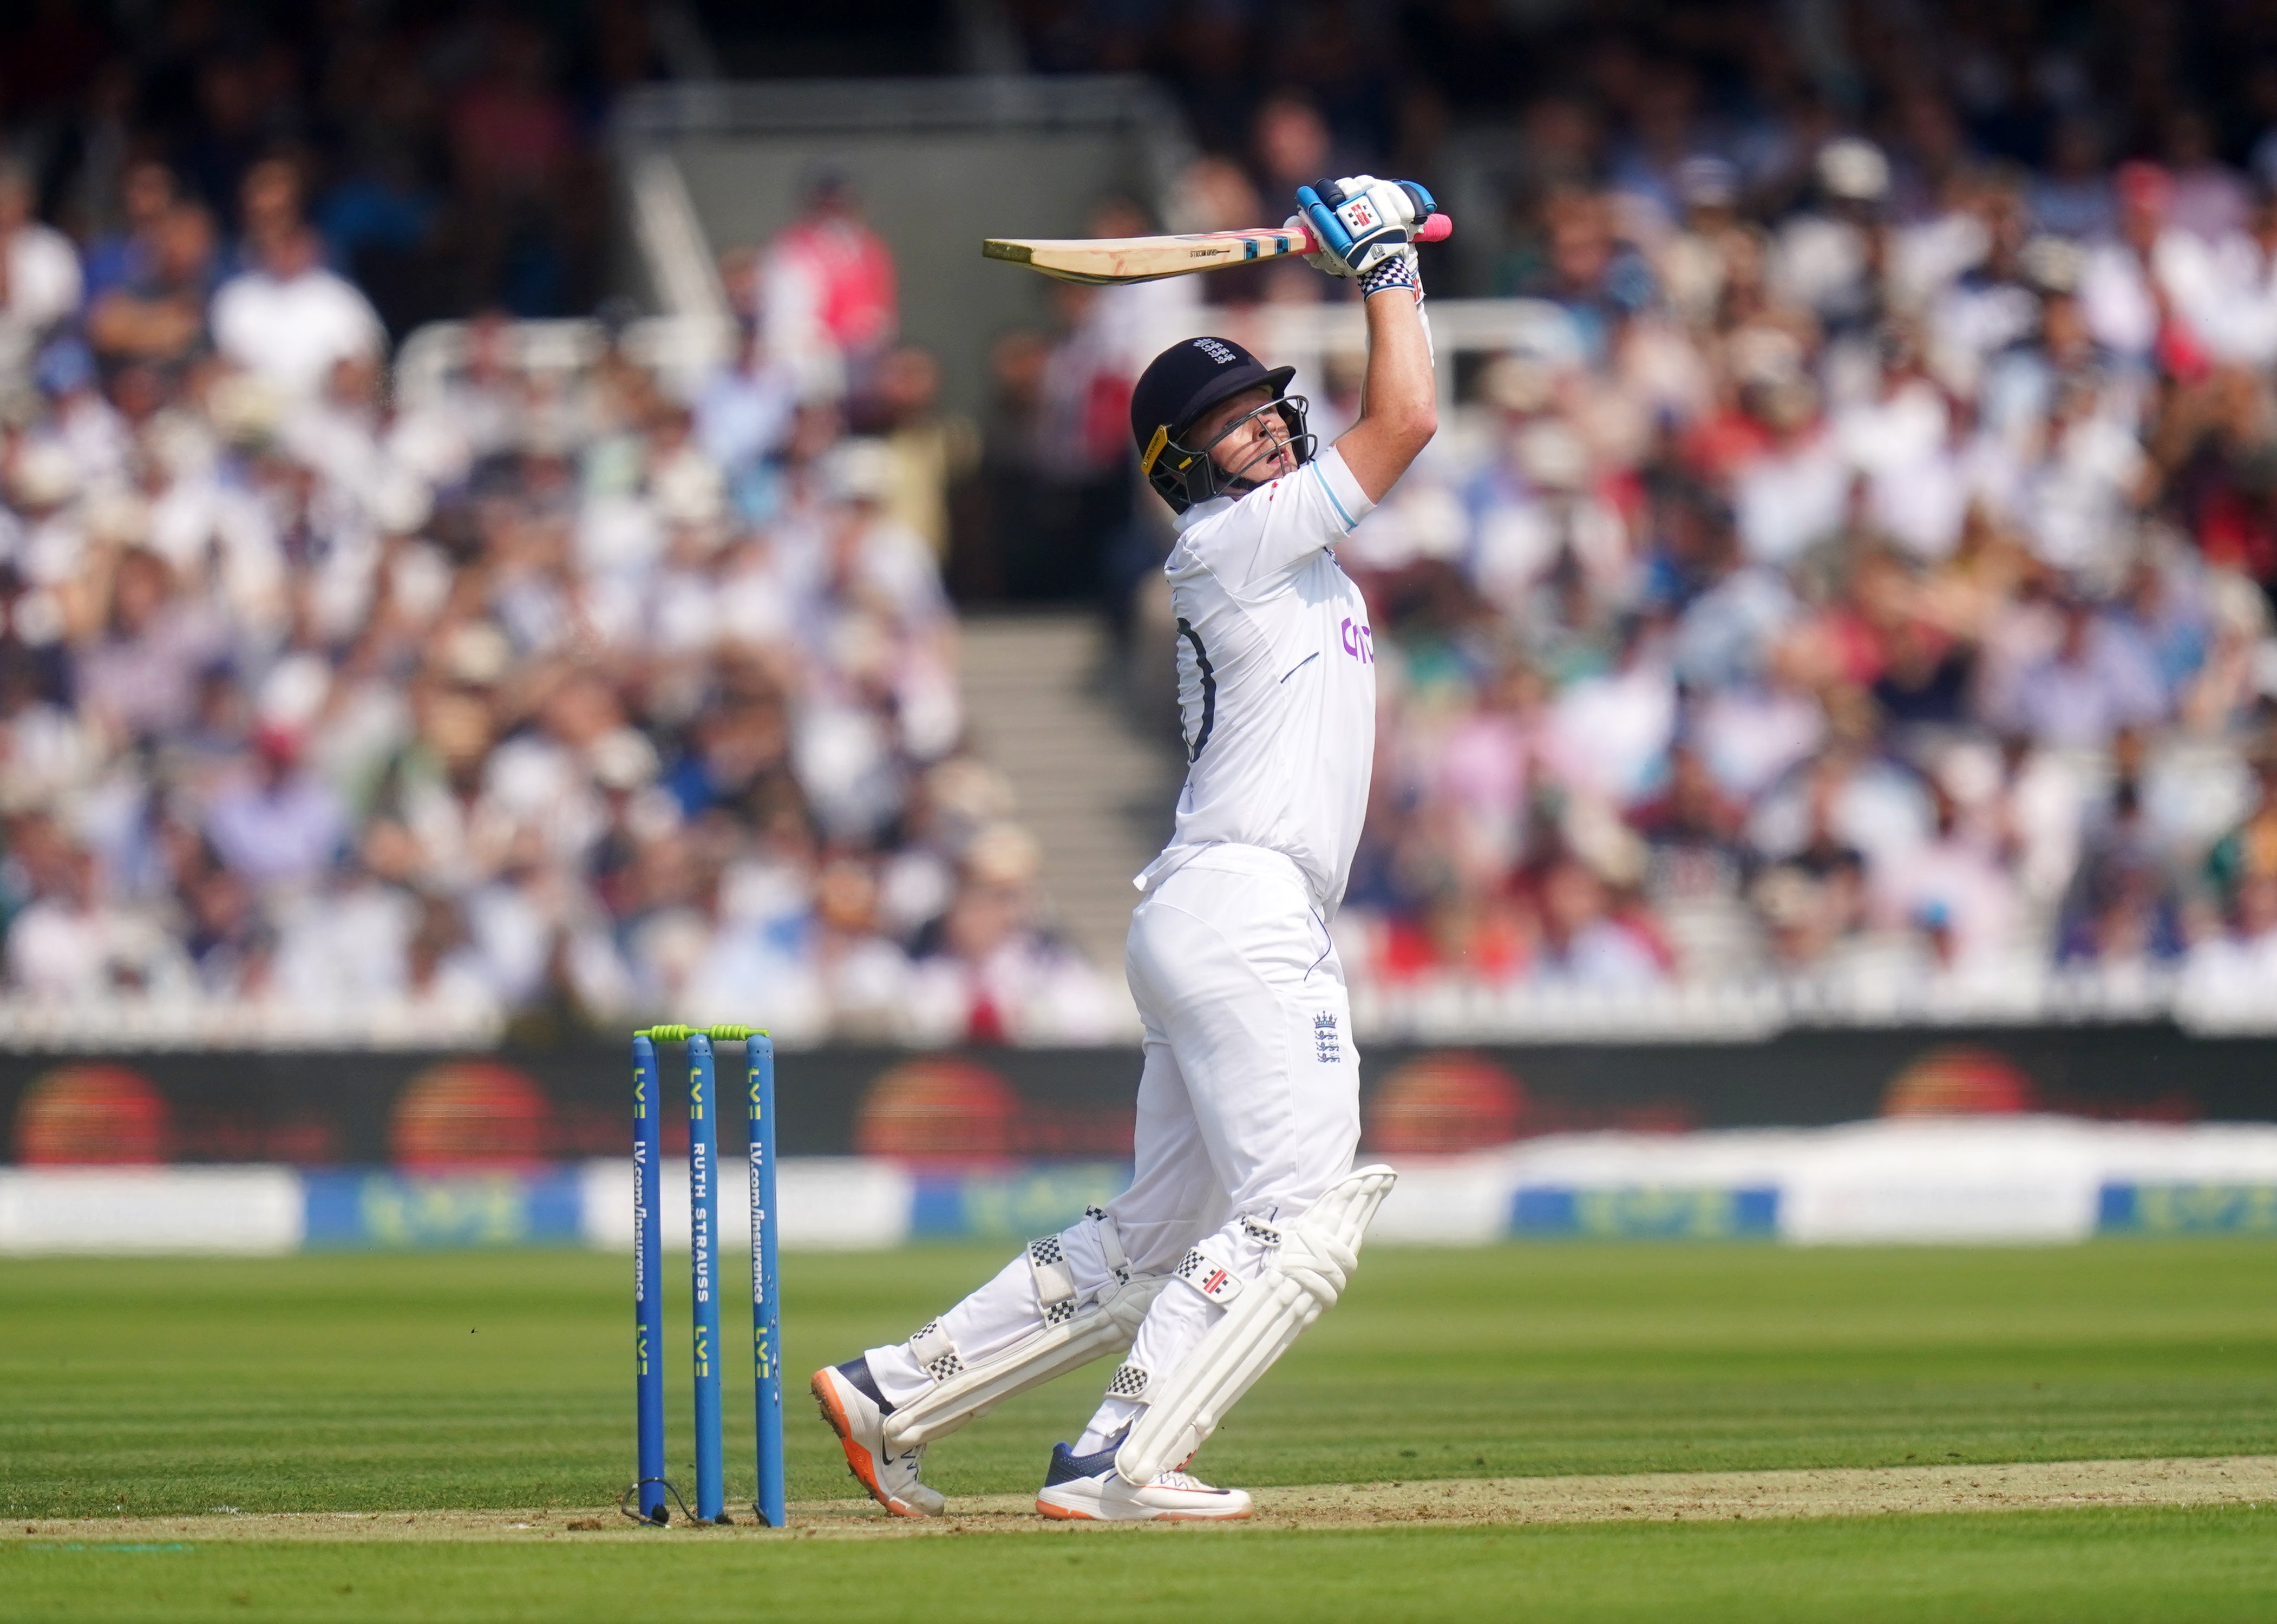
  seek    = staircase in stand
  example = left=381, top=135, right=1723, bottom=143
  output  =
left=958, top=611, right=1185, bottom=974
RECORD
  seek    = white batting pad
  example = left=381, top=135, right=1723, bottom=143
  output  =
left=1114, top=1164, right=1397, bottom=1485
left=883, top=1208, right=1166, bottom=1449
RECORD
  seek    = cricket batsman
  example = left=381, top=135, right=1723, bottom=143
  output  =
left=813, top=176, right=1438, bottom=1521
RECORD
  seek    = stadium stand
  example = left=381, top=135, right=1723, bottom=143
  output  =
left=10, top=3, right=2277, bottom=1045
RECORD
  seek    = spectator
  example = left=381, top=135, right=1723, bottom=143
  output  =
left=697, top=248, right=802, bottom=519
left=907, top=824, right=1118, bottom=1044
left=82, top=160, right=176, bottom=302
left=2163, top=110, right=2250, bottom=245
left=1532, top=855, right=1665, bottom=988
left=2203, top=746, right=2277, bottom=918
left=1732, top=371, right=1847, bottom=569
left=1875, top=780, right=2021, bottom=975
left=2181, top=872, right=2277, bottom=997
left=2031, top=117, right=2115, bottom=243
left=210, top=161, right=384, bottom=402
left=4, top=830, right=187, bottom=1000
left=1998, top=595, right=2168, bottom=748
left=75, top=549, right=229, bottom=741
left=2059, top=779, right=2183, bottom=965
left=1252, top=93, right=1336, bottom=202
left=0, top=160, right=84, bottom=396
left=2079, top=162, right=2199, bottom=368
left=763, top=169, right=898, bottom=388
left=1635, top=743, right=1749, bottom=899
left=872, top=346, right=977, bottom=566
left=1772, top=137, right=1893, bottom=337
left=201, top=726, right=348, bottom=888
left=86, top=198, right=217, bottom=368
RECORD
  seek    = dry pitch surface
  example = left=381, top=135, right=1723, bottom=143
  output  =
left=10, top=1455, right=2272, bottom=1543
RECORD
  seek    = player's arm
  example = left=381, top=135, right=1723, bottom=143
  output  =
left=1335, top=273, right=1436, bottom=502
left=1293, top=176, right=1437, bottom=502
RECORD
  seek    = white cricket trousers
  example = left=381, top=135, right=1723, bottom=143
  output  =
left=863, top=844, right=1362, bottom=1451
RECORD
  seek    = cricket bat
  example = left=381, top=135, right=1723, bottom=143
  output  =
left=984, top=213, right=1454, bottom=285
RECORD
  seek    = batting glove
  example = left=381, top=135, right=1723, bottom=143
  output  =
left=1295, top=176, right=1436, bottom=278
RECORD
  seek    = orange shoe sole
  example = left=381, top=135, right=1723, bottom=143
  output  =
left=810, top=1369, right=926, bottom=1520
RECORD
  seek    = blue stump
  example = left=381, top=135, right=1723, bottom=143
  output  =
left=688, top=1033, right=726, bottom=1523
left=748, top=1033, right=786, bottom=1526
left=631, top=1034, right=668, bottom=1522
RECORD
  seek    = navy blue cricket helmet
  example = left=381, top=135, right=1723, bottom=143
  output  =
left=1129, top=335, right=1312, bottom=512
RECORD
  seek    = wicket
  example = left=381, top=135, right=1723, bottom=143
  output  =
left=627, top=1025, right=786, bottom=1527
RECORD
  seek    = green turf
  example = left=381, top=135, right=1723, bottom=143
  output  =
left=3, top=1507, right=2273, bottom=1622
left=2, top=1240, right=2273, bottom=1518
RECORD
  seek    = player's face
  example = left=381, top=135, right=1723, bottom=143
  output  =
left=1194, top=387, right=1297, bottom=485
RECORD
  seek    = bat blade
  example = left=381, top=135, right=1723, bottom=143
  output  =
left=983, top=226, right=1313, bottom=285
left=984, top=215, right=1452, bottom=285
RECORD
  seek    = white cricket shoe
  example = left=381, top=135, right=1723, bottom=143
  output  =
left=811, top=1360, right=945, bottom=1518
left=1034, top=1439, right=1253, bottom=1522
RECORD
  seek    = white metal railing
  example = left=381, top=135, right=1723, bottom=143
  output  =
left=1136, top=297, right=1587, bottom=417
left=390, top=298, right=1589, bottom=420
left=0, top=997, right=503, bottom=1052
left=392, top=314, right=727, bottom=412
left=1346, top=960, right=2277, bottom=1044
left=627, top=149, right=730, bottom=326
left=6, top=964, right=2277, bottom=1051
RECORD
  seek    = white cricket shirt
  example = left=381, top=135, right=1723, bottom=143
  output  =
left=1135, top=446, right=1378, bottom=918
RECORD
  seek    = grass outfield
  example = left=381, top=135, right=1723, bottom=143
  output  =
left=4, top=1241, right=2275, bottom=1619
left=4, top=1241, right=2274, bottom=1513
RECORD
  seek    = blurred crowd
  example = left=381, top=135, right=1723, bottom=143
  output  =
left=1046, top=4, right=2277, bottom=1006
left=1329, top=132, right=2277, bottom=1004
left=0, top=3, right=694, bottom=333
left=30, top=0, right=2277, bottom=1038
left=0, top=132, right=1117, bottom=1043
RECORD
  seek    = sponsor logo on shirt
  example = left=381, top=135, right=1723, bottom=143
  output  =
left=1340, top=617, right=1375, bottom=664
